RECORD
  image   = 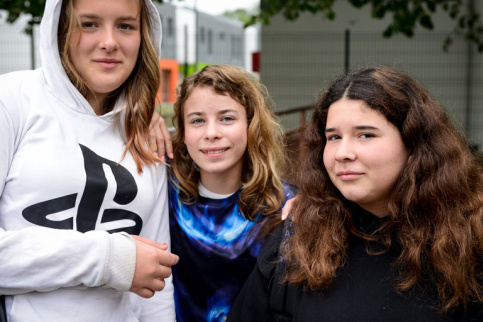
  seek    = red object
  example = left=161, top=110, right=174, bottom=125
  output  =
left=252, top=52, right=260, bottom=72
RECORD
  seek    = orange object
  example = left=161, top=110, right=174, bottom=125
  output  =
left=157, top=59, right=179, bottom=104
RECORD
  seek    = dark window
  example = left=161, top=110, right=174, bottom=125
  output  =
left=208, top=29, right=212, bottom=54
left=167, top=18, right=173, bottom=37
left=200, top=27, right=205, bottom=43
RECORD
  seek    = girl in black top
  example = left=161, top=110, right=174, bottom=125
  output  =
left=228, top=66, right=483, bottom=322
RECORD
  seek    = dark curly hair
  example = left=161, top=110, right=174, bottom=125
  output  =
left=285, top=66, right=483, bottom=312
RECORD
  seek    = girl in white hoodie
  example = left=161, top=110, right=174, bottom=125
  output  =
left=0, top=0, right=178, bottom=320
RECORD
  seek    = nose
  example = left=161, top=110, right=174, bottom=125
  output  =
left=334, top=138, right=356, bottom=162
left=100, top=28, right=118, bottom=52
left=204, top=121, right=221, bottom=141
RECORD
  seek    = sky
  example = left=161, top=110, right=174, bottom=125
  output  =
left=171, top=0, right=260, bottom=16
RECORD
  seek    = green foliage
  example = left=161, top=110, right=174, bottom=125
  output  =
left=253, top=0, right=483, bottom=52
left=3, top=0, right=481, bottom=52
left=0, top=0, right=166, bottom=33
left=222, top=8, right=255, bottom=25
left=0, top=0, right=44, bottom=33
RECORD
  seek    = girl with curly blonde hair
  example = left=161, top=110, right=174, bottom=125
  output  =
left=169, top=65, right=295, bottom=322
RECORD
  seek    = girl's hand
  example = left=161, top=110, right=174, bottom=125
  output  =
left=129, top=235, right=179, bottom=299
left=147, top=112, right=173, bottom=161
left=281, top=197, right=296, bottom=220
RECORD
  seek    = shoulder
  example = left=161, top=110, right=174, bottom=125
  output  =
left=256, top=221, right=287, bottom=276
left=0, top=70, right=43, bottom=94
left=0, top=70, right=44, bottom=115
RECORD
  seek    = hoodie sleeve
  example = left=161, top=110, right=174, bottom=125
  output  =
left=0, top=227, right=136, bottom=294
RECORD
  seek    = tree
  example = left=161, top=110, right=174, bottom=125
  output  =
left=0, top=0, right=166, bottom=33
left=246, top=0, right=483, bottom=52
left=0, top=0, right=45, bottom=34
left=222, top=7, right=260, bottom=25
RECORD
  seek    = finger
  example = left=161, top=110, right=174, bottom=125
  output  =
left=131, top=235, right=163, bottom=248
left=281, top=198, right=294, bottom=220
left=137, top=288, right=155, bottom=299
left=150, top=277, right=166, bottom=292
left=155, top=264, right=173, bottom=280
left=158, top=249, right=179, bottom=267
left=148, top=129, right=158, bottom=155
left=153, top=121, right=166, bottom=161
left=156, top=117, right=173, bottom=159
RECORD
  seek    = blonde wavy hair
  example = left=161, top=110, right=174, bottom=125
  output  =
left=171, top=65, right=286, bottom=225
left=57, top=0, right=160, bottom=172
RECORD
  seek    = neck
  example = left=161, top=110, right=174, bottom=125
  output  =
left=87, top=94, right=108, bottom=115
left=199, top=172, right=242, bottom=195
left=358, top=204, right=389, bottom=218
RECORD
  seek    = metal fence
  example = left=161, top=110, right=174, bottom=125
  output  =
left=261, top=30, right=483, bottom=149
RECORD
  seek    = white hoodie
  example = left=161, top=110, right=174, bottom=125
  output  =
left=0, top=0, right=174, bottom=321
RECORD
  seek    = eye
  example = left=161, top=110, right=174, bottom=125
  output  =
left=359, top=133, right=375, bottom=139
left=221, top=116, right=235, bottom=122
left=326, top=134, right=341, bottom=141
left=81, top=22, right=97, bottom=28
left=190, top=118, right=204, bottom=125
left=118, top=24, right=134, bottom=30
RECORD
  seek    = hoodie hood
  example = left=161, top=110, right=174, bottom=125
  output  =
left=39, top=0, right=162, bottom=116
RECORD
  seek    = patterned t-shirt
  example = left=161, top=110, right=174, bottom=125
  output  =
left=168, top=179, right=295, bottom=322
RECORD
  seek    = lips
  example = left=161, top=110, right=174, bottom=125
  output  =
left=94, top=58, right=121, bottom=68
left=201, top=148, right=229, bottom=154
left=337, top=171, right=363, bottom=180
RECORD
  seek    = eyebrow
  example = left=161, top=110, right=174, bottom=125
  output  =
left=325, top=125, right=379, bottom=133
left=218, top=109, right=239, bottom=115
left=78, top=14, right=139, bottom=21
left=186, top=109, right=239, bottom=117
left=186, top=111, right=203, bottom=118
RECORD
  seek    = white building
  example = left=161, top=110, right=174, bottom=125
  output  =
left=0, top=2, right=258, bottom=76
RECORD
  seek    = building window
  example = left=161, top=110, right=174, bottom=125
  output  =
left=200, top=27, right=205, bottom=43
left=231, top=35, right=235, bottom=57
left=219, top=32, right=225, bottom=41
left=167, top=18, right=173, bottom=37
left=208, top=29, right=212, bottom=54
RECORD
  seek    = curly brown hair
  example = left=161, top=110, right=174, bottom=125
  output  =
left=58, top=0, right=160, bottom=173
left=171, top=65, right=286, bottom=227
left=285, top=66, right=483, bottom=312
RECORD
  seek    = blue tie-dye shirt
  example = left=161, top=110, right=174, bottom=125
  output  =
left=168, top=179, right=295, bottom=322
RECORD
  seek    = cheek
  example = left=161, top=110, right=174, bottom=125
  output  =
left=133, top=40, right=141, bottom=57
left=322, top=147, right=333, bottom=170
left=183, top=129, right=194, bottom=149
left=241, top=131, right=248, bottom=151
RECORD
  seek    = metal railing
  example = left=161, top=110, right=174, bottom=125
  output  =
left=275, top=104, right=313, bottom=162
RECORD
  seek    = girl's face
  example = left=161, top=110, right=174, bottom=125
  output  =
left=323, top=98, right=409, bottom=217
left=69, top=0, right=141, bottom=113
left=183, top=85, right=248, bottom=193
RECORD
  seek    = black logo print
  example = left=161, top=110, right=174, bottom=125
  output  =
left=22, top=144, right=143, bottom=234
